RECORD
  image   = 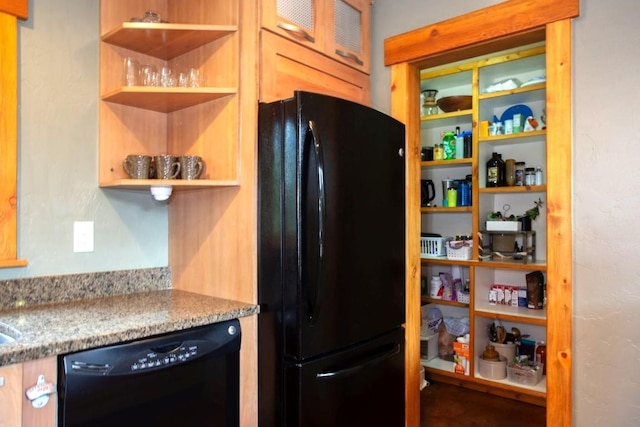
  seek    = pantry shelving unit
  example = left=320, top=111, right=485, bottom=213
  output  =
left=417, top=43, right=549, bottom=406
left=384, top=2, right=578, bottom=423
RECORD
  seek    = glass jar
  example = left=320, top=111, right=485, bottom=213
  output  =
left=525, top=167, right=536, bottom=185
left=505, top=159, right=516, bottom=186
left=515, top=162, right=526, bottom=186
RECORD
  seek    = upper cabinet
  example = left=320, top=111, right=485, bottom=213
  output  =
left=259, top=0, right=371, bottom=104
left=99, top=0, right=240, bottom=190
left=261, top=0, right=370, bottom=73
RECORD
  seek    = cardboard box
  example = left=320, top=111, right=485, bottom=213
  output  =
left=453, top=342, right=470, bottom=375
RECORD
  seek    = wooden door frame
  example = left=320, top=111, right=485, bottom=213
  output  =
left=383, top=1, right=578, bottom=426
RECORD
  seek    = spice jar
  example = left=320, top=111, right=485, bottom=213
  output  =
left=515, top=162, right=526, bottom=186
left=525, top=167, right=536, bottom=185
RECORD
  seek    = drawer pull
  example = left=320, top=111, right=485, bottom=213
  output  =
left=277, top=21, right=315, bottom=43
left=335, top=49, right=364, bottom=66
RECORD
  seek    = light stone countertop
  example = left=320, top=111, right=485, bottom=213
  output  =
left=0, top=289, right=259, bottom=366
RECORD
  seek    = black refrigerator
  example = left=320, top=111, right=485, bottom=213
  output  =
left=258, top=91, right=406, bottom=427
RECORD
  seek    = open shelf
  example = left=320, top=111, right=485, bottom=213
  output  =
left=101, top=23, right=237, bottom=60
left=102, top=87, right=237, bottom=113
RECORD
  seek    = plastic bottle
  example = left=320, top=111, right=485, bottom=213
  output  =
left=486, top=152, right=500, bottom=187
left=536, top=340, right=547, bottom=375
left=429, top=275, right=443, bottom=299
left=535, top=166, right=543, bottom=185
left=442, top=131, right=456, bottom=160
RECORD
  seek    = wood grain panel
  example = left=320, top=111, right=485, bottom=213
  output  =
left=22, top=357, right=56, bottom=427
left=0, top=363, right=22, bottom=427
left=390, top=62, right=421, bottom=427
left=544, top=19, right=573, bottom=427
left=0, top=11, right=26, bottom=268
left=168, top=0, right=258, bottom=425
left=384, top=0, right=579, bottom=67
left=0, top=0, right=27, bottom=19
left=260, top=30, right=370, bottom=105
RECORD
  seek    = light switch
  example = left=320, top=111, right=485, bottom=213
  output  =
left=73, top=221, right=94, bottom=253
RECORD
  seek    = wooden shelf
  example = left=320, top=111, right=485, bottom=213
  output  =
left=420, top=206, right=472, bottom=213
left=421, top=359, right=546, bottom=406
left=420, top=109, right=472, bottom=121
left=479, top=185, right=546, bottom=193
left=101, top=23, right=237, bottom=60
left=101, top=87, right=236, bottom=113
left=99, top=179, right=240, bottom=190
left=478, top=130, right=546, bottom=144
left=474, top=307, right=547, bottom=326
left=421, top=297, right=469, bottom=308
left=0, top=259, right=28, bottom=268
left=420, top=158, right=472, bottom=168
left=478, top=82, right=546, bottom=101
left=476, top=259, right=547, bottom=271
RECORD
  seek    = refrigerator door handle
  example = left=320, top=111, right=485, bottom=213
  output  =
left=303, top=120, right=325, bottom=325
left=315, top=343, right=400, bottom=380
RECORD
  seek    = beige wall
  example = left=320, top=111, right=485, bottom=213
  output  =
left=371, top=0, right=640, bottom=425
left=0, top=0, right=168, bottom=281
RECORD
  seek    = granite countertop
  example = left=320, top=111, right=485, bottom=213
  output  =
left=0, top=289, right=259, bottom=366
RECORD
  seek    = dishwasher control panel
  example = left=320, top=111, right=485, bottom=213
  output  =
left=131, top=344, right=198, bottom=371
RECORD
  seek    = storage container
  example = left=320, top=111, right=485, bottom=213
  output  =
left=420, top=333, right=438, bottom=361
left=507, top=362, right=544, bottom=386
left=420, top=236, right=450, bottom=258
left=446, top=239, right=473, bottom=260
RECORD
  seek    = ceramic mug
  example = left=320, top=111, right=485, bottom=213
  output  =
left=154, top=155, right=181, bottom=179
left=123, top=154, right=152, bottom=179
left=179, top=155, right=204, bottom=180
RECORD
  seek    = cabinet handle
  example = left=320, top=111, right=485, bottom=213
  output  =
left=335, top=49, right=364, bottom=66
left=277, top=21, right=315, bottom=43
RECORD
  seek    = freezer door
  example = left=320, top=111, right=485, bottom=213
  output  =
left=285, top=92, right=406, bottom=359
left=284, top=327, right=405, bottom=427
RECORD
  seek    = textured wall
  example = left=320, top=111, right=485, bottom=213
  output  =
left=0, top=0, right=167, bottom=280
left=371, top=0, right=640, bottom=425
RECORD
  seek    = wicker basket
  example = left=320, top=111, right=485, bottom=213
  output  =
left=420, top=236, right=450, bottom=258
left=446, top=240, right=473, bottom=260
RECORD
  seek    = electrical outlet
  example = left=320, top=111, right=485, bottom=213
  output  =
left=73, top=221, right=94, bottom=253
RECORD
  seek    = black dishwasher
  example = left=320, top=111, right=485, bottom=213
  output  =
left=58, top=319, right=240, bottom=427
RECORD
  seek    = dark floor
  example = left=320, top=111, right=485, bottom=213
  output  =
left=420, top=380, right=546, bottom=427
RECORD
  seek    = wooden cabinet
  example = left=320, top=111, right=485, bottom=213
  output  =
left=0, top=357, right=57, bottom=427
left=99, top=0, right=240, bottom=190
left=418, top=44, right=548, bottom=406
left=261, top=0, right=370, bottom=73
left=259, top=0, right=371, bottom=104
left=0, top=6, right=28, bottom=269
left=384, top=0, right=579, bottom=425
left=259, top=30, right=370, bottom=105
